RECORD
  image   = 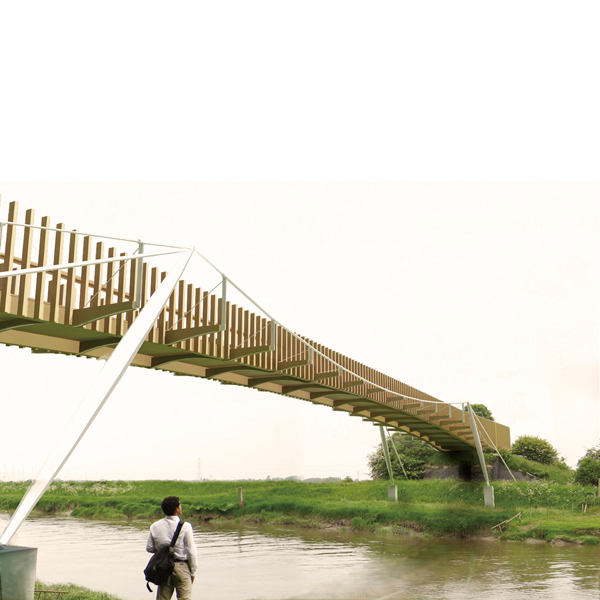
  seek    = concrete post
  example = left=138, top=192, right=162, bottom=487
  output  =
left=0, top=545, right=37, bottom=600
left=388, top=485, right=398, bottom=502
left=484, top=486, right=495, bottom=508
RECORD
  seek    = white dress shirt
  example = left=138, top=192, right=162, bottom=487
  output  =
left=146, top=515, right=198, bottom=576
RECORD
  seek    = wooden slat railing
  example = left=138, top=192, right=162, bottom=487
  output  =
left=0, top=199, right=510, bottom=452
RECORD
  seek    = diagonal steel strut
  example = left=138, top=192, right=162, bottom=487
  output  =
left=0, top=248, right=194, bottom=545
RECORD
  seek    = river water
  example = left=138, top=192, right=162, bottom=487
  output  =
left=1, top=514, right=599, bottom=600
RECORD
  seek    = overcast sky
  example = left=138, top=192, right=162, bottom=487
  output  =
left=0, top=4, right=598, bottom=481
left=0, top=183, right=597, bottom=481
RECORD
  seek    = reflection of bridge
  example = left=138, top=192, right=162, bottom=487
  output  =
left=0, top=199, right=510, bottom=454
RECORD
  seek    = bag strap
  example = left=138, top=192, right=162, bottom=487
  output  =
left=170, top=520, right=185, bottom=547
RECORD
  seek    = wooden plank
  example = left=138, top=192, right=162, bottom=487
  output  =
left=78, top=236, right=92, bottom=327
left=229, top=344, right=271, bottom=360
left=79, top=337, right=119, bottom=354
left=265, top=320, right=273, bottom=371
left=141, top=263, right=149, bottom=310
left=165, top=323, right=221, bottom=345
left=193, top=287, right=202, bottom=352
left=176, top=279, right=186, bottom=349
left=254, top=314, right=263, bottom=365
left=277, top=358, right=310, bottom=371
left=239, top=309, right=248, bottom=364
left=33, top=216, right=50, bottom=320
left=403, top=402, right=421, bottom=410
left=48, top=223, right=65, bottom=323
left=103, top=247, right=116, bottom=333
left=64, top=230, right=79, bottom=324
left=229, top=303, right=237, bottom=358
left=222, top=301, right=232, bottom=360
left=185, top=283, right=194, bottom=351
left=16, top=208, right=35, bottom=317
left=216, top=297, right=224, bottom=358
left=342, top=380, right=363, bottom=389
left=313, top=369, right=338, bottom=381
left=0, top=318, right=39, bottom=333
left=167, top=284, right=177, bottom=343
left=73, top=300, right=135, bottom=327
left=261, top=316, right=268, bottom=369
left=147, top=267, right=159, bottom=343
left=157, top=271, right=167, bottom=343
left=90, top=241, right=104, bottom=331
left=200, top=291, right=209, bottom=354
left=233, top=305, right=243, bottom=364
left=126, top=253, right=139, bottom=330
left=152, top=353, right=199, bottom=368
left=208, top=294, right=217, bottom=356
left=0, top=201, right=18, bottom=313
left=249, top=312, right=257, bottom=366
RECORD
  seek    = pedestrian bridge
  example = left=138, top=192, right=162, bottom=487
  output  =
left=0, top=199, right=510, bottom=455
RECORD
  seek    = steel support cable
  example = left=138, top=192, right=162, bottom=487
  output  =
left=379, top=425, right=394, bottom=484
left=83, top=246, right=141, bottom=310
left=386, top=429, right=408, bottom=480
left=191, top=247, right=495, bottom=453
left=0, top=249, right=186, bottom=280
left=165, top=278, right=222, bottom=332
left=472, top=412, right=517, bottom=482
left=0, top=220, right=188, bottom=250
left=194, top=249, right=453, bottom=407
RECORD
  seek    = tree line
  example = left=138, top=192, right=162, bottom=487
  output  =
left=368, top=403, right=600, bottom=486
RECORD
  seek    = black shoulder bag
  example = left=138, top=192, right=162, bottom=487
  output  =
left=144, top=520, right=185, bottom=592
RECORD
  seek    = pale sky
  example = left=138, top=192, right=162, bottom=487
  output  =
left=0, top=4, right=598, bottom=481
left=0, top=183, right=597, bottom=481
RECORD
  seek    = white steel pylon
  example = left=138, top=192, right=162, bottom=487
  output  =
left=0, top=248, right=194, bottom=545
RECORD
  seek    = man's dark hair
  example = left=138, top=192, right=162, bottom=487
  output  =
left=161, top=496, right=180, bottom=516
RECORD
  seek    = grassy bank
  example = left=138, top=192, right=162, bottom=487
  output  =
left=35, top=582, right=125, bottom=600
left=1, top=479, right=598, bottom=543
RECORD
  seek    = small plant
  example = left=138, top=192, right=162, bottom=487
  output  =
left=350, top=516, right=367, bottom=529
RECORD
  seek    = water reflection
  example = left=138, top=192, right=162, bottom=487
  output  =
left=1, top=515, right=598, bottom=600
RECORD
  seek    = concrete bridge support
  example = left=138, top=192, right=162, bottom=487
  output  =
left=0, top=545, right=37, bottom=600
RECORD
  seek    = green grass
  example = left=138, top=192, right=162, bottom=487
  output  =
left=499, top=452, right=573, bottom=484
left=498, top=511, right=600, bottom=544
left=35, top=581, right=125, bottom=600
left=1, top=479, right=598, bottom=542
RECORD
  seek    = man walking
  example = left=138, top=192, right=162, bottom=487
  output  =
left=147, top=496, right=198, bottom=599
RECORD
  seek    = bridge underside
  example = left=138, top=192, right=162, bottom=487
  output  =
left=0, top=310, right=504, bottom=453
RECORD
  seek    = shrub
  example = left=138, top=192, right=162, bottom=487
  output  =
left=574, top=457, right=600, bottom=487
left=350, top=517, right=367, bottom=529
left=511, top=436, right=559, bottom=465
left=368, top=433, right=436, bottom=480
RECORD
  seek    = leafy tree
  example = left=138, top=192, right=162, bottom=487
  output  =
left=581, top=444, right=600, bottom=461
left=511, top=435, right=559, bottom=465
left=574, top=445, right=600, bottom=486
left=368, top=433, right=436, bottom=480
left=469, top=404, right=494, bottom=421
left=574, top=458, right=600, bottom=487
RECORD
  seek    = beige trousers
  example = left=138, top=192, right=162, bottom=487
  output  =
left=157, top=562, right=194, bottom=600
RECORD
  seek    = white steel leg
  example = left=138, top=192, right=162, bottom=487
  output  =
left=0, top=248, right=193, bottom=545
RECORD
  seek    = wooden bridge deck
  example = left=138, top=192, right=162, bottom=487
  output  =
left=0, top=199, right=510, bottom=453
